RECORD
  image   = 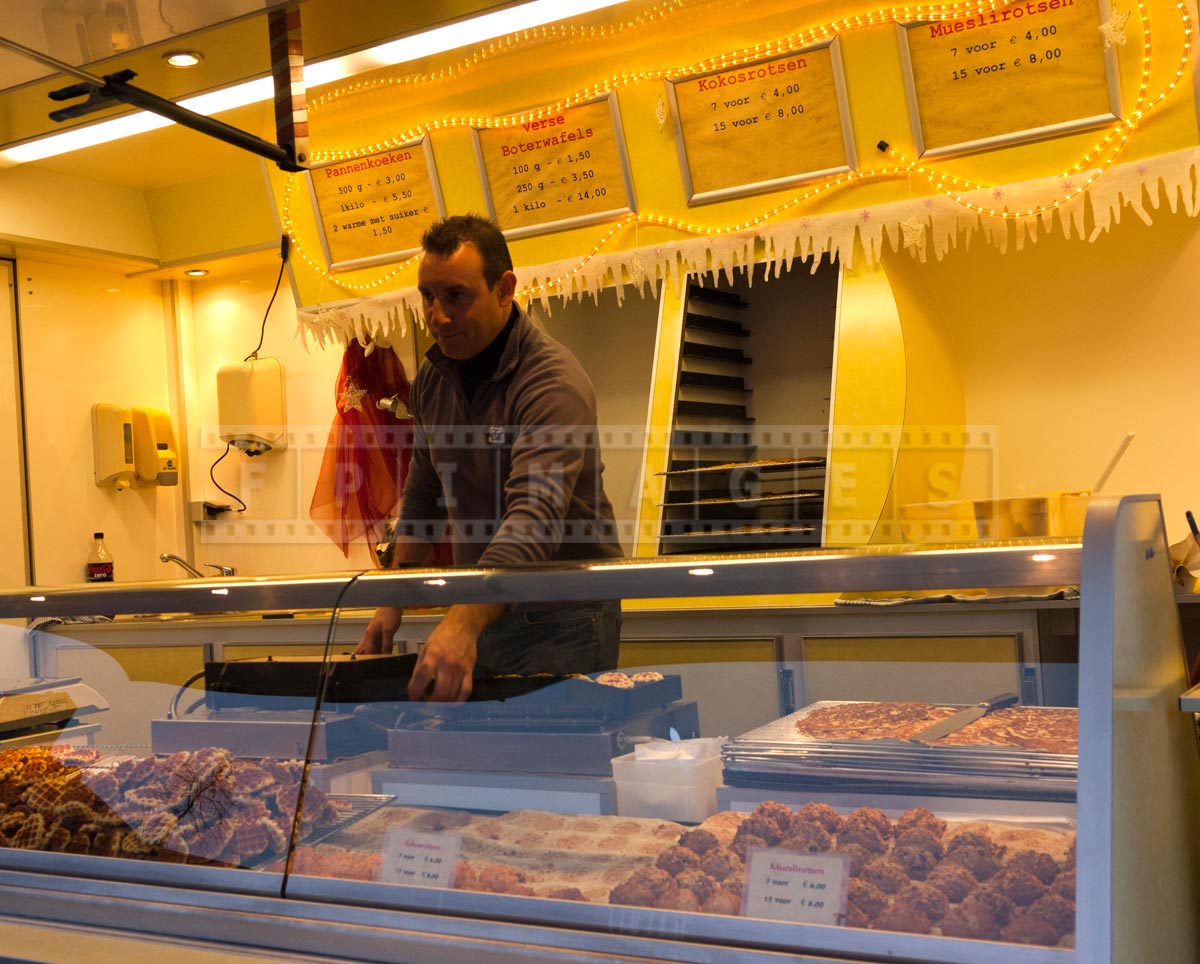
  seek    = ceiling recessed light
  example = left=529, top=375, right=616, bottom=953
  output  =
left=163, top=50, right=203, bottom=68
left=184, top=268, right=209, bottom=277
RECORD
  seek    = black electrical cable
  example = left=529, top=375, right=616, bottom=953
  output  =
left=280, top=569, right=368, bottom=899
left=209, top=441, right=248, bottom=512
left=168, top=669, right=207, bottom=719
left=243, top=235, right=290, bottom=362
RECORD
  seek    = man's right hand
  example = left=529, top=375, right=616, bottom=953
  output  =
left=356, top=605, right=403, bottom=654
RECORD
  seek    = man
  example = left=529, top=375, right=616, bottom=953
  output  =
left=357, top=214, right=623, bottom=701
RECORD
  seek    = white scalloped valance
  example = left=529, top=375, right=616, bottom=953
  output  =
left=296, top=146, right=1200, bottom=350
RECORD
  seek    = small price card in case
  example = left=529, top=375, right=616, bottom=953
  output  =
left=743, top=848, right=849, bottom=924
left=380, top=827, right=461, bottom=888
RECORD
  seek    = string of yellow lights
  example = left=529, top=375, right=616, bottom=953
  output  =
left=282, top=0, right=1193, bottom=301
left=307, top=0, right=1091, bottom=163
left=308, top=0, right=698, bottom=113
left=881, top=0, right=1192, bottom=221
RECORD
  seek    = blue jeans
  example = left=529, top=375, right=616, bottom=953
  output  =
left=474, top=600, right=621, bottom=677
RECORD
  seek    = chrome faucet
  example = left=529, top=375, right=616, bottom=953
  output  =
left=159, top=553, right=236, bottom=578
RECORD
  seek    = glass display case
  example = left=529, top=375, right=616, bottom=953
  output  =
left=0, top=495, right=1196, bottom=964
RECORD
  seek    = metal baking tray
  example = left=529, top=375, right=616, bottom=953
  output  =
left=723, top=701, right=1078, bottom=780
left=303, top=793, right=395, bottom=844
left=658, top=456, right=827, bottom=476
left=658, top=490, right=823, bottom=508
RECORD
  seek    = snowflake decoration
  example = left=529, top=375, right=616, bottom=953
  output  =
left=626, top=253, right=646, bottom=284
left=1061, top=179, right=1076, bottom=194
left=655, top=94, right=668, bottom=132
left=900, top=216, right=927, bottom=257
left=993, top=188, right=1005, bottom=200
left=338, top=379, right=367, bottom=413
left=1099, top=6, right=1130, bottom=48
left=859, top=209, right=872, bottom=222
left=1136, top=163, right=1148, bottom=176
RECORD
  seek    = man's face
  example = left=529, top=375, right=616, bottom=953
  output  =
left=417, top=242, right=516, bottom=360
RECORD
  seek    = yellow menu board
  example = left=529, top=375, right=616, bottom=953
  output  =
left=666, top=40, right=855, bottom=205
left=308, top=139, right=444, bottom=270
left=899, top=0, right=1121, bottom=156
left=473, top=93, right=636, bottom=238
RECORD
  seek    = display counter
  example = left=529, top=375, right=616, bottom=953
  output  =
left=0, top=494, right=1196, bottom=964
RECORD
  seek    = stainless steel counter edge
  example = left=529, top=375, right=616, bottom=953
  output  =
left=0, top=542, right=1083, bottom=618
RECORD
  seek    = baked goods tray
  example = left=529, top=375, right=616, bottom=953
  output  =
left=723, top=702, right=1078, bottom=779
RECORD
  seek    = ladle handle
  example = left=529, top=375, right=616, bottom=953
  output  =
left=1093, top=432, right=1134, bottom=493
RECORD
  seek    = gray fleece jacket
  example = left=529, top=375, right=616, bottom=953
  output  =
left=396, top=305, right=623, bottom=567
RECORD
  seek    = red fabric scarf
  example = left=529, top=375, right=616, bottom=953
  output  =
left=309, top=342, right=413, bottom=556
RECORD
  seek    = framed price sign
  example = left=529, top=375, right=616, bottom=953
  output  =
left=898, top=0, right=1123, bottom=156
left=472, top=92, right=637, bottom=239
left=666, top=39, right=856, bottom=205
left=307, top=138, right=445, bottom=271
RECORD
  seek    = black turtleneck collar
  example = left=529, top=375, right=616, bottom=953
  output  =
left=455, top=304, right=518, bottom=402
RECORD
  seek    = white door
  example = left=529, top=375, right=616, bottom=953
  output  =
left=0, top=258, right=31, bottom=588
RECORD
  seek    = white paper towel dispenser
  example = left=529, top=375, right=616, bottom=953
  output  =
left=91, top=403, right=135, bottom=489
left=217, top=357, right=287, bottom=456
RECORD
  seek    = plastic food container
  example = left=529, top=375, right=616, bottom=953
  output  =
left=612, top=749, right=723, bottom=823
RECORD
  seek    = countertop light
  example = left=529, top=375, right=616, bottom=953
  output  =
left=164, top=50, right=203, bottom=68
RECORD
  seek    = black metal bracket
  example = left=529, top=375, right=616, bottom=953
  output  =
left=47, top=68, right=306, bottom=173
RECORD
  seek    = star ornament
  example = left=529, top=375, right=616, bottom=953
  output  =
left=1099, top=6, right=1130, bottom=48
left=338, top=379, right=368, bottom=413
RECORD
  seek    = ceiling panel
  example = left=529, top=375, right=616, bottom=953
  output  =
left=0, top=0, right=292, bottom=92
left=0, top=0, right=513, bottom=189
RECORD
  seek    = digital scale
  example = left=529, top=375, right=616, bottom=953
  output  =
left=0, top=677, right=110, bottom=742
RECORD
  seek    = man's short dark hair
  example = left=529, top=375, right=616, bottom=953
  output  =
left=421, top=214, right=513, bottom=289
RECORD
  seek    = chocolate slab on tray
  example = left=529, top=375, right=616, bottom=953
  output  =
left=722, top=701, right=1079, bottom=801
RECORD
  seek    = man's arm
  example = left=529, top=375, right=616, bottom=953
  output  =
left=355, top=537, right=436, bottom=655
left=406, top=601, right=506, bottom=701
left=357, top=538, right=506, bottom=701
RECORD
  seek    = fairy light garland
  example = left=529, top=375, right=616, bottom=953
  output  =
left=308, top=0, right=698, bottom=113
left=878, top=0, right=1192, bottom=221
left=284, top=0, right=1195, bottom=300
left=308, top=0, right=1092, bottom=164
